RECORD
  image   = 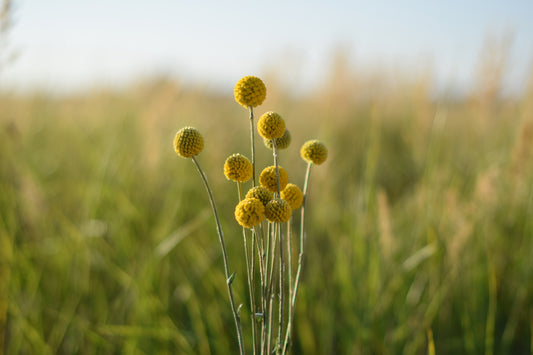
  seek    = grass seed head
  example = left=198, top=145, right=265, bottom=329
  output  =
left=173, top=127, right=204, bottom=158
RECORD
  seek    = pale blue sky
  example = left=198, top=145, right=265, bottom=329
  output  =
left=1, top=0, right=532, bottom=95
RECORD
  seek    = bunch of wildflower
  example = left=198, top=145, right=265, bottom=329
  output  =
left=173, top=75, right=328, bottom=355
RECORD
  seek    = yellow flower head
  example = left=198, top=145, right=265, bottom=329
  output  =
left=224, top=153, right=253, bottom=182
left=234, top=76, right=267, bottom=108
left=234, top=198, right=265, bottom=228
left=265, top=198, right=292, bottom=223
left=300, top=139, right=328, bottom=165
left=245, top=186, right=273, bottom=206
left=258, top=111, right=286, bottom=140
left=281, top=183, right=304, bottom=210
left=173, top=127, right=204, bottom=158
left=264, top=129, right=291, bottom=150
left=259, top=165, right=289, bottom=193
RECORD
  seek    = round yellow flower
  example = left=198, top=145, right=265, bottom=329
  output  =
left=245, top=186, right=273, bottom=206
left=259, top=165, right=288, bottom=193
left=173, top=127, right=204, bottom=158
left=258, top=112, right=286, bottom=140
left=234, top=198, right=265, bottom=228
left=281, top=183, right=303, bottom=210
left=224, top=153, right=253, bottom=182
left=263, top=129, right=291, bottom=150
left=300, top=139, right=328, bottom=165
left=265, top=198, right=292, bottom=223
left=234, top=76, right=267, bottom=108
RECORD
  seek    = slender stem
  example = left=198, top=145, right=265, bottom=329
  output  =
left=283, top=221, right=293, bottom=354
left=282, top=162, right=312, bottom=354
left=191, top=156, right=245, bottom=355
left=277, top=222, right=284, bottom=355
left=266, top=224, right=279, bottom=354
left=249, top=106, right=256, bottom=187
left=272, top=139, right=281, bottom=196
left=238, top=181, right=257, bottom=355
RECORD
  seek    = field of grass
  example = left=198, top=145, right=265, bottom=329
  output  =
left=1, top=62, right=533, bottom=354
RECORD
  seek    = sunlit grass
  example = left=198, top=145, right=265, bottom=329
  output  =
left=1, top=61, right=533, bottom=354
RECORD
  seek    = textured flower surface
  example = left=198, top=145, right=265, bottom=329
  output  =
left=234, top=198, right=265, bottom=228
left=173, top=127, right=204, bottom=158
left=258, top=112, right=286, bottom=140
left=265, top=198, right=292, bottom=223
left=300, top=140, right=328, bottom=165
left=245, top=186, right=273, bottom=206
left=260, top=166, right=288, bottom=193
left=224, top=154, right=253, bottom=182
left=281, top=183, right=303, bottom=210
left=234, top=76, right=267, bottom=108
left=264, top=129, right=291, bottom=150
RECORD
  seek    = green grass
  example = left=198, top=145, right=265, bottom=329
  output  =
left=1, top=74, right=533, bottom=354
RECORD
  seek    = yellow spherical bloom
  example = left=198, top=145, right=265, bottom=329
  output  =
left=300, top=140, right=328, bottom=165
left=281, top=183, right=303, bottom=210
left=263, top=129, right=291, bottom=150
left=245, top=186, right=273, bottom=206
left=224, top=153, right=253, bottom=182
left=234, top=76, right=267, bottom=108
left=234, top=198, right=265, bottom=228
left=258, top=112, right=286, bottom=140
left=173, top=127, right=204, bottom=158
left=259, top=166, right=289, bottom=193
left=265, top=198, right=292, bottom=223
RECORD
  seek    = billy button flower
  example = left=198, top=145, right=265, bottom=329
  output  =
left=265, top=198, right=292, bottom=223
left=246, top=186, right=273, bottom=206
left=280, top=183, right=303, bottom=210
left=300, top=139, right=328, bottom=165
left=258, top=111, right=285, bottom=140
left=234, top=198, right=265, bottom=228
left=224, top=153, right=253, bottom=182
left=173, top=127, right=204, bottom=158
left=260, top=165, right=288, bottom=193
left=234, top=76, right=267, bottom=108
left=264, top=129, right=291, bottom=150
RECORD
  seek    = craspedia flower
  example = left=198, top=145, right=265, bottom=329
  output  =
left=234, top=198, right=265, bottom=228
left=224, top=153, right=253, bottom=182
left=234, top=76, right=267, bottom=108
left=300, top=139, right=328, bottom=165
left=264, top=129, right=291, bottom=150
left=259, top=166, right=289, bottom=193
left=280, top=183, right=303, bottom=210
left=265, top=198, right=292, bottom=223
left=258, top=111, right=286, bottom=140
left=245, top=186, right=273, bottom=206
left=173, top=127, right=204, bottom=158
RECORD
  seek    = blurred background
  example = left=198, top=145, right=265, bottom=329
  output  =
left=1, top=0, right=533, bottom=354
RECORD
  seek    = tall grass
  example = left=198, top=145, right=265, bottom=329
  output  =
left=1, top=53, right=533, bottom=353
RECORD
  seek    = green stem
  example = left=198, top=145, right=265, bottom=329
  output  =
left=249, top=106, right=256, bottom=187
left=192, top=156, right=245, bottom=355
left=277, top=222, right=284, bottom=355
left=282, top=162, right=312, bottom=354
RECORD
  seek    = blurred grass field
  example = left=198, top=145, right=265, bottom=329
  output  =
left=1, top=53, right=533, bottom=354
